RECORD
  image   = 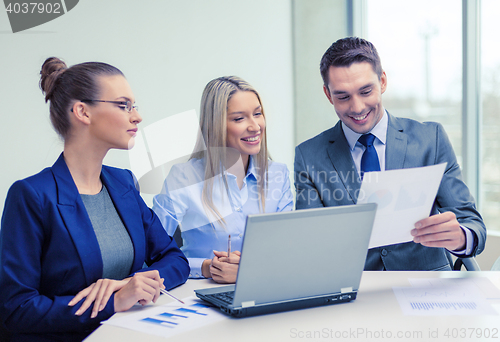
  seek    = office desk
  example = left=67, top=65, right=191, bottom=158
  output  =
left=85, top=271, right=500, bottom=342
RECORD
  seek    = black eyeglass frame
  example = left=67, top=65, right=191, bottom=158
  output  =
left=80, top=99, right=138, bottom=112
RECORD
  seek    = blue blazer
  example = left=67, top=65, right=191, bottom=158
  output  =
left=0, top=153, right=189, bottom=341
left=294, top=113, right=486, bottom=271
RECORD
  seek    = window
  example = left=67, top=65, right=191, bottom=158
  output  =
left=366, top=0, right=463, bottom=162
left=481, top=0, right=500, bottom=234
left=365, top=0, right=500, bottom=234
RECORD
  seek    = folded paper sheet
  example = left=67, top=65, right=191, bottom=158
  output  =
left=357, top=163, right=446, bottom=249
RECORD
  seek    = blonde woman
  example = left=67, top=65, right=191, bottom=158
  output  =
left=153, top=76, right=293, bottom=283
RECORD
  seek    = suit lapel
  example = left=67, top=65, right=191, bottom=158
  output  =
left=385, top=113, right=407, bottom=170
left=326, top=122, right=360, bottom=203
left=52, top=153, right=103, bottom=285
left=101, top=168, right=145, bottom=272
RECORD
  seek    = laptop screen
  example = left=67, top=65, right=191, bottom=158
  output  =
left=232, top=203, right=377, bottom=307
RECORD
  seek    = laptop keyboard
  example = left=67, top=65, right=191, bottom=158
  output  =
left=211, top=291, right=235, bottom=304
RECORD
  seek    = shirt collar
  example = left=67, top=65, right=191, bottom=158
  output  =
left=224, top=155, right=257, bottom=181
left=246, top=155, right=257, bottom=179
left=342, top=109, right=388, bottom=151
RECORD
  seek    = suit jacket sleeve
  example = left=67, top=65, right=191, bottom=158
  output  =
left=433, top=123, right=486, bottom=256
left=294, top=145, right=325, bottom=209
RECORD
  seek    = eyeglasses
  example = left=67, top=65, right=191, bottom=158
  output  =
left=81, top=99, right=138, bottom=113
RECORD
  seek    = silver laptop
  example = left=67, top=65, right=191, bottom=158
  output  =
left=195, top=203, right=377, bottom=317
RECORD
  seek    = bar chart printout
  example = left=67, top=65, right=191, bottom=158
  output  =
left=102, top=297, right=227, bottom=338
left=409, top=301, right=477, bottom=311
left=393, top=278, right=499, bottom=316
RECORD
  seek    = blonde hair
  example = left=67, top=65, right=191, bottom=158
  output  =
left=191, top=76, right=269, bottom=226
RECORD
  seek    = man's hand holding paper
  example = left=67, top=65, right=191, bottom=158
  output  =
left=412, top=211, right=466, bottom=251
left=357, top=163, right=448, bottom=249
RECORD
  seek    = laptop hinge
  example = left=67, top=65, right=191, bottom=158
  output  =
left=341, top=287, right=353, bottom=293
left=241, top=300, right=255, bottom=308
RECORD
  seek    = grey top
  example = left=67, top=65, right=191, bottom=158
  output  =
left=80, top=185, right=134, bottom=280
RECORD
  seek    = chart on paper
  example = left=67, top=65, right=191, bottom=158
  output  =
left=140, top=303, right=209, bottom=328
left=102, top=297, right=227, bottom=338
left=393, top=278, right=499, bottom=316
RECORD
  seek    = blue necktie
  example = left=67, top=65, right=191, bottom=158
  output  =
left=358, top=133, right=381, bottom=178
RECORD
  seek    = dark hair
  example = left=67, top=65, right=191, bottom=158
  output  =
left=320, top=37, right=382, bottom=88
left=39, top=57, right=124, bottom=138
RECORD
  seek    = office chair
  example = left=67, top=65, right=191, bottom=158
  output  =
left=173, top=225, right=183, bottom=248
left=452, top=256, right=481, bottom=271
left=491, top=256, right=500, bottom=271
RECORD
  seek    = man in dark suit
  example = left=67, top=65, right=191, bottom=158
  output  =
left=294, top=37, right=486, bottom=270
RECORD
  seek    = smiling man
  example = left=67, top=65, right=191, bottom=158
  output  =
left=294, top=37, right=486, bottom=270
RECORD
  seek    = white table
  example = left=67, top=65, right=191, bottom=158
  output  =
left=85, top=271, right=500, bottom=342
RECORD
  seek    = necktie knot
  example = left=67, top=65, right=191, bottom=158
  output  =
left=358, top=133, right=376, bottom=147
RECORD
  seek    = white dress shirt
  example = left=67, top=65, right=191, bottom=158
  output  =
left=153, top=156, right=294, bottom=278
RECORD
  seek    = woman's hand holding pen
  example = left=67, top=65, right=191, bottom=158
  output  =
left=213, top=250, right=241, bottom=264
left=114, top=270, right=165, bottom=312
left=69, top=270, right=165, bottom=318
left=210, top=250, right=240, bottom=284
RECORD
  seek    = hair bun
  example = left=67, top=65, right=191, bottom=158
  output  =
left=40, top=57, right=68, bottom=102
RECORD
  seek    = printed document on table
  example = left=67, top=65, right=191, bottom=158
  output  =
left=101, top=297, right=226, bottom=338
left=409, top=277, right=500, bottom=300
left=393, top=278, right=499, bottom=316
left=357, top=163, right=446, bottom=249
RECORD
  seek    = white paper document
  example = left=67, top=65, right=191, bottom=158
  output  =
left=393, top=278, right=499, bottom=316
left=409, top=277, right=500, bottom=300
left=101, top=297, right=226, bottom=338
left=357, top=163, right=446, bottom=249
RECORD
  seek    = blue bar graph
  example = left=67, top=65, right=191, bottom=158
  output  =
left=158, top=312, right=188, bottom=319
left=141, top=317, right=178, bottom=327
left=176, top=307, right=208, bottom=316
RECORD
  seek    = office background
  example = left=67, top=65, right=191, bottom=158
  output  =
left=1, top=0, right=499, bottom=269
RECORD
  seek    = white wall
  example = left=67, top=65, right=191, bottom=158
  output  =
left=0, top=0, right=294, bottom=209
left=292, top=0, right=348, bottom=145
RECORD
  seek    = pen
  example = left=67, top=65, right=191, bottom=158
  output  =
left=160, top=289, right=185, bottom=304
left=227, top=234, right=231, bottom=262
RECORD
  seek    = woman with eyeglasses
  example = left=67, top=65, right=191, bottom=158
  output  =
left=0, top=57, right=189, bottom=342
left=153, top=76, right=293, bottom=284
